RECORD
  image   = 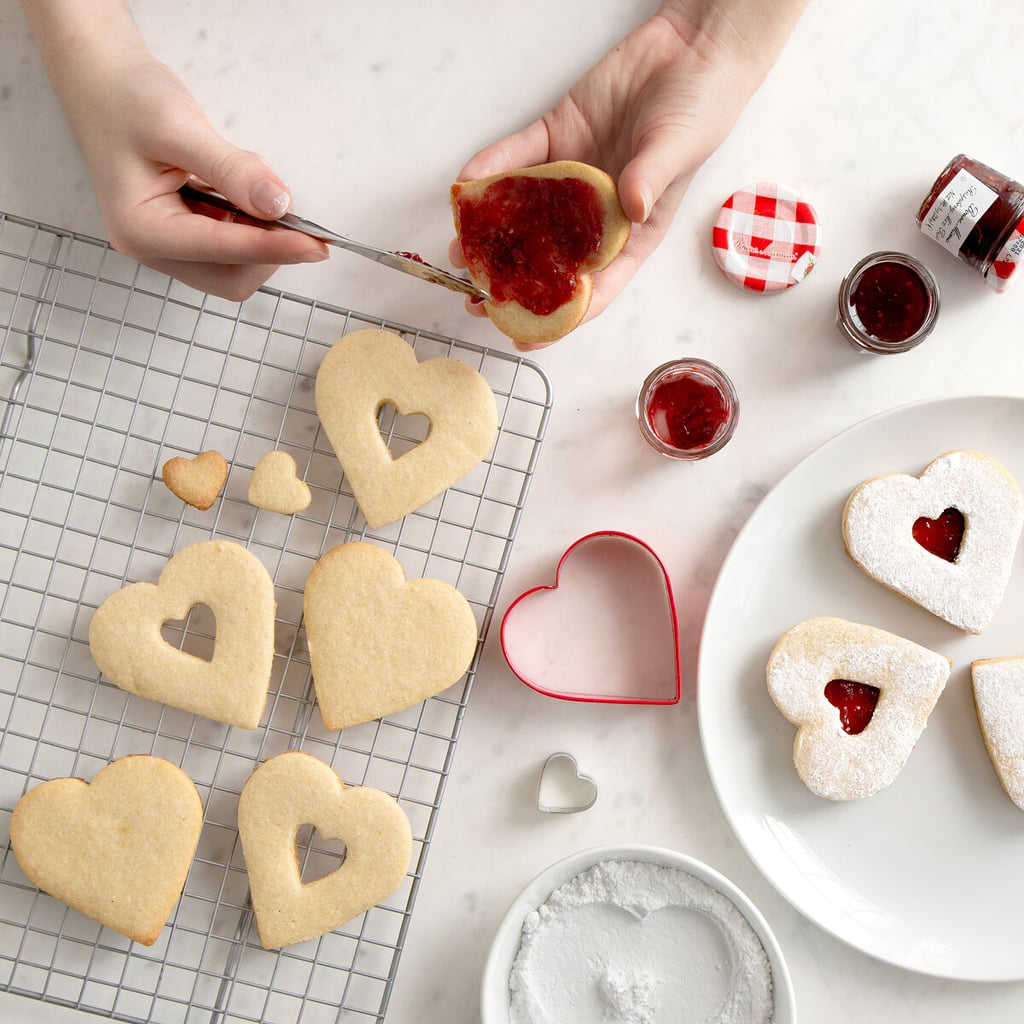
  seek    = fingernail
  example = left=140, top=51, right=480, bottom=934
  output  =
left=251, top=178, right=291, bottom=218
left=638, top=184, right=654, bottom=223
left=299, top=247, right=329, bottom=263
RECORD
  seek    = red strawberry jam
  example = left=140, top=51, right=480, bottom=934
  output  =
left=912, top=507, right=964, bottom=562
left=646, top=373, right=729, bottom=451
left=455, top=176, right=604, bottom=315
left=825, top=679, right=880, bottom=735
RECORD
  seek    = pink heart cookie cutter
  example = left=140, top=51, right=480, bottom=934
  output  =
left=500, top=531, right=681, bottom=705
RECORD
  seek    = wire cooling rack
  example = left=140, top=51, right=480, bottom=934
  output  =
left=0, top=209, right=552, bottom=1023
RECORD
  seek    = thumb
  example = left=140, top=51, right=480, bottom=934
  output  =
left=617, top=125, right=700, bottom=224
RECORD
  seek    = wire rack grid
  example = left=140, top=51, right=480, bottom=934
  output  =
left=0, top=209, right=552, bottom=1023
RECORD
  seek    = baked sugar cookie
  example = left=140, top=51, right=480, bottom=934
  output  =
left=237, top=751, right=412, bottom=949
left=161, top=450, right=228, bottom=510
left=248, top=451, right=312, bottom=515
left=303, top=542, right=479, bottom=730
left=10, top=755, right=203, bottom=945
left=766, top=616, right=951, bottom=800
left=315, top=329, right=497, bottom=529
left=971, top=657, right=1024, bottom=810
left=842, top=449, right=1024, bottom=634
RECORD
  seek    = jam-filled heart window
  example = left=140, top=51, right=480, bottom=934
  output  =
left=913, top=507, right=965, bottom=562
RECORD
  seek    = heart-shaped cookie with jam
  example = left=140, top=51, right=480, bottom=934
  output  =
left=10, top=755, right=203, bottom=945
left=767, top=617, right=952, bottom=800
left=842, top=449, right=1024, bottom=634
left=88, top=539, right=276, bottom=728
left=303, top=542, right=479, bottom=730
left=237, top=751, right=412, bottom=949
left=315, top=329, right=497, bottom=529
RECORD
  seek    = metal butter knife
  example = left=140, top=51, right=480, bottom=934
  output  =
left=178, top=181, right=490, bottom=301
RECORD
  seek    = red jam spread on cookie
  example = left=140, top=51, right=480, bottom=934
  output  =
left=646, top=373, right=729, bottom=451
left=824, top=679, right=880, bottom=735
left=455, top=176, right=604, bottom=315
left=912, top=507, right=964, bottom=562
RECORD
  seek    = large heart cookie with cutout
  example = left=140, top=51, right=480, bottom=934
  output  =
left=237, top=750, right=412, bottom=949
left=10, top=755, right=203, bottom=945
left=303, top=541, right=479, bottom=730
left=766, top=616, right=952, bottom=800
left=89, top=539, right=276, bottom=728
left=315, top=329, right=497, bottom=529
left=842, top=449, right=1024, bottom=634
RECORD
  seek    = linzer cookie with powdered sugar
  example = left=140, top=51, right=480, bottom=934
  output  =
left=766, top=617, right=951, bottom=801
left=971, top=657, right=1024, bottom=810
left=842, top=449, right=1024, bottom=634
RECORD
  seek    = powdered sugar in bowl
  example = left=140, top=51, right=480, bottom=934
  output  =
left=481, top=844, right=795, bottom=1024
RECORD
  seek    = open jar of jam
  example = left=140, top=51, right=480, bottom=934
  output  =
left=636, top=358, right=739, bottom=459
left=917, top=154, right=1024, bottom=291
left=836, top=251, right=940, bottom=354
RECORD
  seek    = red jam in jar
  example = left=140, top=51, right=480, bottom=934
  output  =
left=917, top=154, right=1024, bottom=291
left=836, top=251, right=940, bottom=353
left=636, top=358, right=739, bottom=460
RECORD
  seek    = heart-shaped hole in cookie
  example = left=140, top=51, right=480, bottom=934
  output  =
left=824, top=679, right=880, bottom=735
left=376, top=403, right=431, bottom=459
left=159, top=604, right=216, bottom=661
left=295, top=823, right=347, bottom=884
left=912, top=507, right=965, bottom=562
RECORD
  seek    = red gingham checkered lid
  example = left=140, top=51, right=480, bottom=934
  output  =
left=712, top=182, right=821, bottom=293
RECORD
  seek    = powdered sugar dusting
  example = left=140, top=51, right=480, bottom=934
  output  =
left=971, top=657, right=1024, bottom=809
left=766, top=617, right=951, bottom=800
left=842, top=450, right=1024, bottom=634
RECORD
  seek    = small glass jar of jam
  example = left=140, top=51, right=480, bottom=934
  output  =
left=836, top=251, right=940, bottom=354
left=917, top=154, right=1024, bottom=291
left=636, top=358, right=739, bottom=459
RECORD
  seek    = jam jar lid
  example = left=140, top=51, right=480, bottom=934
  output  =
left=711, top=182, right=821, bottom=293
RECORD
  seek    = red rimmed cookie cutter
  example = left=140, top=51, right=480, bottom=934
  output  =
left=500, top=531, right=681, bottom=705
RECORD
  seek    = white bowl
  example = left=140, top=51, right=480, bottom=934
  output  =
left=480, top=844, right=796, bottom=1024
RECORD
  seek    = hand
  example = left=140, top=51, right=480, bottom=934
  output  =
left=451, top=0, right=808, bottom=350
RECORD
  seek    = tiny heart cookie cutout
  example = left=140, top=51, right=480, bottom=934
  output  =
left=537, top=752, right=597, bottom=813
left=248, top=450, right=312, bottom=515
left=303, top=541, right=479, bottom=730
left=767, top=616, right=952, bottom=800
left=501, top=532, right=681, bottom=704
left=10, top=755, right=203, bottom=945
left=89, top=539, right=276, bottom=728
left=161, top=450, right=228, bottom=510
left=842, top=449, right=1024, bottom=634
left=315, top=329, right=497, bottom=529
left=237, top=751, right=412, bottom=949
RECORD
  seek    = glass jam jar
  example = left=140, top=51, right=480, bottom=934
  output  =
left=636, top=358, right=739, bottom=459
left=836, top=251, right=940, bottom=353
left=917, top=154, right=1024, bottom=291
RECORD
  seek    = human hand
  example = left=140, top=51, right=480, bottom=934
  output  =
left=450, top=0, right=808, bottom=349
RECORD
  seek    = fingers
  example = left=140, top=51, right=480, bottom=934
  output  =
left=617, top=125, right=697, bottom=225
left=140, top=255, right=282, bottom=303
left=457, top=119, right=551, bottom=181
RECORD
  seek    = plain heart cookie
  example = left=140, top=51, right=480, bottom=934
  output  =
left=766, top=616, right=952, bottom=800
left=971, top=657, right=1024, bottom=810
left=237, top=750, right=412, bottom=949
left=315, top=329, right=497, bottom=529
left=89, top=539, right=276, bottom=728
left=451, top=160, right=631, bottom=346
left=161, top=450, right=228, bottom=510
left=10, top=755, right=203, bottom=945
left=248, top=451, right=312, bottom=514
left=303, top=541, right=479, bottom=730
left=842, top=449, right=1024, bottom=634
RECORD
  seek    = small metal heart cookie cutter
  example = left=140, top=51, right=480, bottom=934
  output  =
left=537, top=752, right=598, bottom=814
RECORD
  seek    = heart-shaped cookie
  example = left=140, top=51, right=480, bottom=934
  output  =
left=766, top=616, right=952, bottom=800
left=315, top=329, right=497, bottom=529
left=248, top=451, right=312, bottom=514
left=89, top=539, right=276, bottom=728
left=161, top=450, right=228, bottom=510
left=500, top=532, right=681, bottom=704
left=842, top=449, right=1024, bottom=633
left=303, top=542, right=479, bottom=730
left=10, top=755, right=203, bottom=945
left=237, top=751, right=412, bottom=949
left=971, top=656, right=1024, bottom=810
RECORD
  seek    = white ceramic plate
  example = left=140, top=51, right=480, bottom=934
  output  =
left=480, top=844, right=795, bottom=1024
left=698, top=395, right=1024, bottom=981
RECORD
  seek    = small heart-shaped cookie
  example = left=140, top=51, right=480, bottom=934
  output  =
left=248, top=451, right=312, bottom=514
left=842, top=450, right=1024, bottom=634
left=237, top=751, right=412, bottom=949
left=89, top=540, right=276, bottom=728
left=315, top=329, right=497, bottom=529
left=161, top=450, right=228, bottom=510
left=303, top=542, right=479, bottom=730
left=971, top=656, right=1024, bottom=810
left=10, top=755, right=203, bottom=945
left=766, top=617, right=951, bottom=800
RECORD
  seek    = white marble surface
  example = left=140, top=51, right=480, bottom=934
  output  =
left=3, top=0, right=1024, bottom=1021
